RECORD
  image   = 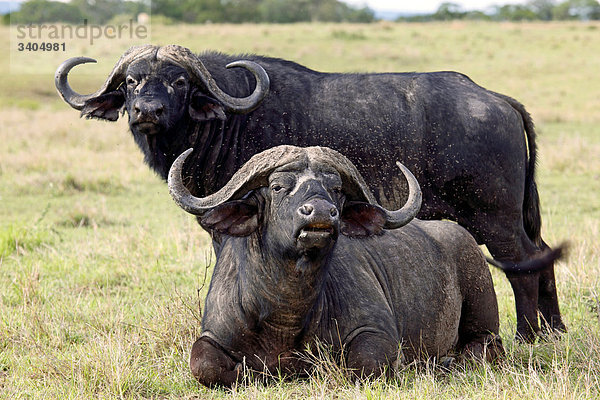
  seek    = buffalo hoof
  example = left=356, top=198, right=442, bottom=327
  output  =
left=439, top=356, right=455, bottom=370
left=541, top=318, right=567, bottom=337
left=538, top=322, right=566, bottom=343
left=462, top=334, right=504, bottom=363
left=515, top=328, right=542, bottom=344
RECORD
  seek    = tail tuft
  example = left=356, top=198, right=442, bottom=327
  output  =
left=486, top=242, right=567, bottom=273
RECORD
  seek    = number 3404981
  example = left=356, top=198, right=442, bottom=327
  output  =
left=17, top=42, right=66, bottom=51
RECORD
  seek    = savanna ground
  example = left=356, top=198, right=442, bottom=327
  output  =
left=0, top=21, right=599, bottom=399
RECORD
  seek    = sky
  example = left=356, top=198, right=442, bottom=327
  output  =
left=342, top=0, right=529, bottom=14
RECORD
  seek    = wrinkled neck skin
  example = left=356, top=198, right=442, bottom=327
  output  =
left=132, top=111, right=241, bottom=198
left=203, top=229, right=333, bottom=371
left=256, top=231, right=331, bottom=332
left=130, top=109, right=190, bottom=177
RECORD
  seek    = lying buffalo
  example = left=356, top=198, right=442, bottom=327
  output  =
left=167, top=145, right=504, bottom=387
left=56, top=44, right=563, bottom=341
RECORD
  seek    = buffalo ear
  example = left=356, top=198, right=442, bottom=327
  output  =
left=200, top=200, right=258, bottom=236
left=341, top=202, right=387, bottom=237
left=81, top=91, right=125, bottom=121
left=189, top=92, right=226, bottom=121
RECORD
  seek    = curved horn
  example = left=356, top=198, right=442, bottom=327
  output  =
left=382, top=162, right=422, bottom=229
left=307, top=147, right=421, bottom=230
left=168, top=146, right=303, bottom=215
left=55, top=57, right=98, bottom=110
left=157, top=45, right=270, bottom=114
left=223, top=60, right=270, bottom=112
left=55, top=45, right=158, bottom=110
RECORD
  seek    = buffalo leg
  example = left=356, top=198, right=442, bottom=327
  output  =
left=497, top=234, right=566, bottom=340
left=190, top=336, right=240, bottom=387
left=462, top=217, right=544, bottom=342
left=489, top=234, right=543, bottom=341
left=345, top=331, right=399, bottom=379
left=537, top=239, right=565, bottom=333
left=456, top=245, right=505, bottom=361
left=504, top=271, right=541, bottom=341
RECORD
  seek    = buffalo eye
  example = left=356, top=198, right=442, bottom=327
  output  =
left=126, top=76, right=137, bottom=87
left=271, top=184, right=284, bottom=193
left=172, top=76, right=187, bottom=88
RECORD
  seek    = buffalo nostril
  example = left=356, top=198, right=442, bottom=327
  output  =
left=299, top=204, right=314, bottom=216
left=330, top=208, right=338, bottom=218
left=155, top=107, right=163, bottom=117
left=134, top=105, right=141, bottom=114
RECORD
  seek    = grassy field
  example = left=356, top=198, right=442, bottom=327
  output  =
left=1, top=21, right=599, bottom=399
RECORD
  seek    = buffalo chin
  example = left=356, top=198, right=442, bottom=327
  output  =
left=135, top=121, right=161, bottom=136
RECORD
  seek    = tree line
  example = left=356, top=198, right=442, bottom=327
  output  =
left=6, top=0, right=374, bottom=24
left=404, top=0, right=600, bottom=21
left=5, top=0, right=600, bottom=24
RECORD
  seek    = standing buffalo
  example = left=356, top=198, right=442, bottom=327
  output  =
left=168, top=145, right=504, bottom=387
left=56, top=44, right=563, bottom=341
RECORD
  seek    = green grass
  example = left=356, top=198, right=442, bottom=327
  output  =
left=1, top=21, right=599, bottom=399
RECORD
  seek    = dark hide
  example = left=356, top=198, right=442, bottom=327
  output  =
left=65, top=48, right=563, bottom=341
left=172, top=147, right=504, bottom=387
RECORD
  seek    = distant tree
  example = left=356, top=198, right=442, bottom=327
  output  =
left=9, top=0, right=149, bottom=24
left=527, top=0, right=556, bottom=20
left=464, top=10, right=491, bottom=20
left=151, top=0, right=184, bottom=21
left=433, top=2, right=465, bottom=20
left=492, top=4, right=538, bottom=20
left=342, top=5, right=375, bottom=22
left=396, top=13, right=434, bottom=22
left=258, top=0, right=310, bottom=22
left=310, top=0, right=374, bottom=22
left=221, top=0, right=261, bottom=23
left=312, top=0, right=348, bottom=22
left=152, top=0, right=225, bottom=23
left=552, top=1, right=572, bottom=18
left=186, top=0, right=226, bottom=23
left=10, top=0, right=85, bottom=24
left=70, top=0, right=125, bottom=24
left=122, top=0, right=151, bottom=16
left=553, top=0, right=600, bottom=19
